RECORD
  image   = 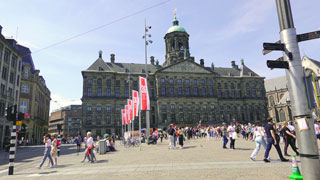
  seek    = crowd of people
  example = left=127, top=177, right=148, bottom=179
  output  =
left=31, top=118, right=320, bottom=169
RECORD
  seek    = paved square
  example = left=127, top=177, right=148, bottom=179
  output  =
left=1, top=138, right=319, bottom=180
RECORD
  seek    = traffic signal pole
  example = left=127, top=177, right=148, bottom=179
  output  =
left=275, top=0, right=320, bottom=179
left=8, top=105, right=17, bottom=175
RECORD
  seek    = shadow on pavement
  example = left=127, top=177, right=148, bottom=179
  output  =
left=183, top=146, right=197, bottom=149
left=39, top=170, right=58, bottom=175
left=234, top=148, right=253, bottom=151
left=95, top=160, right=108, bottom=163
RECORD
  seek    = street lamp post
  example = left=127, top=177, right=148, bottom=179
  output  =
left=143, top=19, right=152, bottom=138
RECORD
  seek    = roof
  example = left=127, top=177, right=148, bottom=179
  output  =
left=166, top=18, right=186, bottom=34
left=85, top=57, right=160, bottom=74
left=15, top=44, right=36, bottom=73
left=106, top=62, right=159, bottom=73
left=264, top=76, right=287, bottom=92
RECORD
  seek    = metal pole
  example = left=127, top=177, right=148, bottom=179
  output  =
left=139, top=109, right=142, bottom=150
left=276, top=0, right=320, bottom=179
left=144, top=18, right=150, bottom=138
left=8, top=105, right=17, bottom=175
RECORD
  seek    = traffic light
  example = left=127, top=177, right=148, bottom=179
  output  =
left=18, top=112, right=24, bottom=121
left=5, top=106, right=12, bottom=121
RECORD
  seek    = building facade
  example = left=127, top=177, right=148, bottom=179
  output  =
left=0, top=25, right=23, bottom=149
left=81, top=16, right=268, bottom=136
left=265, top=56, right=320, bottom=122
left=16, top=45, right=51, bottom=144
left=48, top=105, right=82, bottom=138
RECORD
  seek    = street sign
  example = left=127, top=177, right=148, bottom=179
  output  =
left=263, top=42, right=285, bottom=51
left=24, top=113, right=30, bottom=119
left=262, top=40, right=281, bottom=55
left=16, top=121, right=22, bottom=125
left=267, top=59, right=289, bottom=69
left=297, top=30, right=320, bottom=42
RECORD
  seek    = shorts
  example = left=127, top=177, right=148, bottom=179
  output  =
left=317, top=134, right=320, bottom=139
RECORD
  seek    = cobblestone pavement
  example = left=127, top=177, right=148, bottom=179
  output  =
left=1, top=137, right=319, bottom=180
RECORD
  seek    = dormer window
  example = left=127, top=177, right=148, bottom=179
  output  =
left=98, top=67, right=104, bottom=71
left=141, top=69, right=146, bottom=73
left=125, top=69, right=129, bottom=73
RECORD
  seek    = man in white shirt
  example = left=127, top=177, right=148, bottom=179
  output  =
left=227, top=122, right=236, bottom=150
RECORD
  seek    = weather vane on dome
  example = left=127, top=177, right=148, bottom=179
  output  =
left=174, top=8, right=177, bottom=19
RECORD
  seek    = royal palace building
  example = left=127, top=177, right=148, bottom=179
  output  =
left=81, top=16, right=268, bottom=136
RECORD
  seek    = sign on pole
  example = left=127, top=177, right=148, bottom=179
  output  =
left=132, top=90, right=139, bottom=117
left=125, top=105, right=129, bottom=125
left=128, top=99, right=133, bottom=123
left=139, top=76, right=150, bottom=111
left=121, top=109, right=126, bottom=125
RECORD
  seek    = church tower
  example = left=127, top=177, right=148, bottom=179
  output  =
left=163, top=9, right=190, bottom=67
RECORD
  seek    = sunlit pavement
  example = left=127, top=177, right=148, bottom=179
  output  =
left=1, top=138, right=319, bottom=180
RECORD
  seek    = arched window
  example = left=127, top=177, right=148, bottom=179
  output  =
left=270, top=96, right=275, bottom=107
left=97, top=78, right=102, bottom=86
left=170, top=40, right=175, bottom=51
left=178, top=42, right=184, bottom=50
left=280, top=109, right=286, bottom=122
left=280, top=94, right=284, bottom=100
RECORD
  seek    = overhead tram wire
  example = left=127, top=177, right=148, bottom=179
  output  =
left=26, top=0, right=173, bottom=57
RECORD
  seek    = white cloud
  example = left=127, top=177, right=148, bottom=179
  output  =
left=50, top=93, right=81, bottom=113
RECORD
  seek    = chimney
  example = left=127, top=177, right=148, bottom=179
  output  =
left=231, top=61, right=236, bottom=69
left=200, top=59, right=204, bottom=66
left=110, top=54, right=115, bottom=63
left=150, top=56, right=155, bottom=65
left=0, top=25, right=2, bottom=34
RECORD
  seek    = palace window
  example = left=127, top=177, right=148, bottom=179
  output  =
left=160, top=78, right=165, bottom=83
left=87, top=88, right=92, bottom=96
left=124, top=88, right=129, bottom=98
left=185, top=79, right=190, bottom=85
left=86, top=115, right=92, bottom=125
left=201, top=79, right=205, bottom=86
left=208, top=79, right=213, bottom=85
left=194, top=87, right=198, bottom=96
left=218, top=90, right=222, bottom=98
left=231, top=90, right=235, bottom=98
left=193, top=79, right=198, bottom=85
left=106, top=106, right=111, bottom=112
left=106, top=79, right=111, bottom=87
left=178, top=87, right=182, bottom=96
left=87, top=106, right=92, bottom=112
left=238, top=90, right=242, bottom=98
left=252, top=90, right=257, bottom=98
left=225, top=90, right=229, bottom=98
left=177, top=79, right=182, bottom=84
left=246, top=90, right=251, bottom=97
left=106, top=88, right=111, bottom=96
left=87, top=79, right=92, bottom=86
left=171, top=104, right=175, bottom=111
left=106, top=115, right=111, bottom=124
left=169, top=78, right=174, bottom=84
left=186, top=87, right=190, bottom=96
left=224, top=83, right=228, bottom=89
left=161, top=87, right=166, bottom=96
left=218, top=83, right=221, bottom=89
left=169, top=87, right=174, bottom=96
left=97, top=79, right=102, bottom=86
left=96, top=106, right=102, bottom=111
left=96, top=115, right=101, bottom=125
left=202, top=87, right=206, bottom=96
left=115, top=88, right=120, bottom=97
left=97, top=87, right=102, bottom=96
left=209, top=88, right=213, bottom=97
left=115, top=80, right=120, bottom=86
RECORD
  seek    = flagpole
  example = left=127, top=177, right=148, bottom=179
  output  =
left=139, top=106, right=142, bottom=151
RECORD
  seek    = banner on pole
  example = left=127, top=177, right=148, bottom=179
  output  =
left=132, top=90, right=139, bottom=117
left=125, top=105, right=129, bottom=124
left=121, top=109, right=126, bottom=125
left=139, top=76, right=150, bottom=111
left=128, top=99, right=133, bottom=123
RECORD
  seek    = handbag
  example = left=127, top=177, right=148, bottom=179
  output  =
left=232, top=132, right=238, bottom=139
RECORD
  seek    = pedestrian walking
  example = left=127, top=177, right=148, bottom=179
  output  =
left=178, top=127, right=184, bottom=149
left=168, top=124, right=175, bottom=149
left=228, top=122, right=236, bottom=150
left=314, top=120, right=320, bottom=140
left=263, top=117, right=289, bottom=163
left=74, top=135, right=82, bottom=155
left=250, top=122, right=269, bottom=161
left=282, top=121, right=299, bottom=156
left=36, top=134, right=54, bottom=168
left=222, top=123, right=228, bottom=149
left=48, top=135, right=58, bottom=167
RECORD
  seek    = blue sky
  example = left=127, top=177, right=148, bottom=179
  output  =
left=1, top=0, right=320, bottom=112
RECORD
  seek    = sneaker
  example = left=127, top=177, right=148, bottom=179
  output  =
left=250, top=157, right=255, bottom=161
left=36, top=166, right=41, bottom=169
left=281, top=158, right=289, bottom=162
left=264, top=158, right=270, bottom=163
left=284, top=153, right=290, bottom=156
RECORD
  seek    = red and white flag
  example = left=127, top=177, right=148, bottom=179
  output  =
left=121, top=109, right=126, bottom=125
left=139, top=76, right=150, bottom=110
left=125, top=105, right=129, bottom=124
left=128, top=99, right=133, bottom=123
left=132, top=90, right=139, bottom=117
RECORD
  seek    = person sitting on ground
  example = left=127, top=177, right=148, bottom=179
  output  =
left=106, top=137, right=116, bottom=151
